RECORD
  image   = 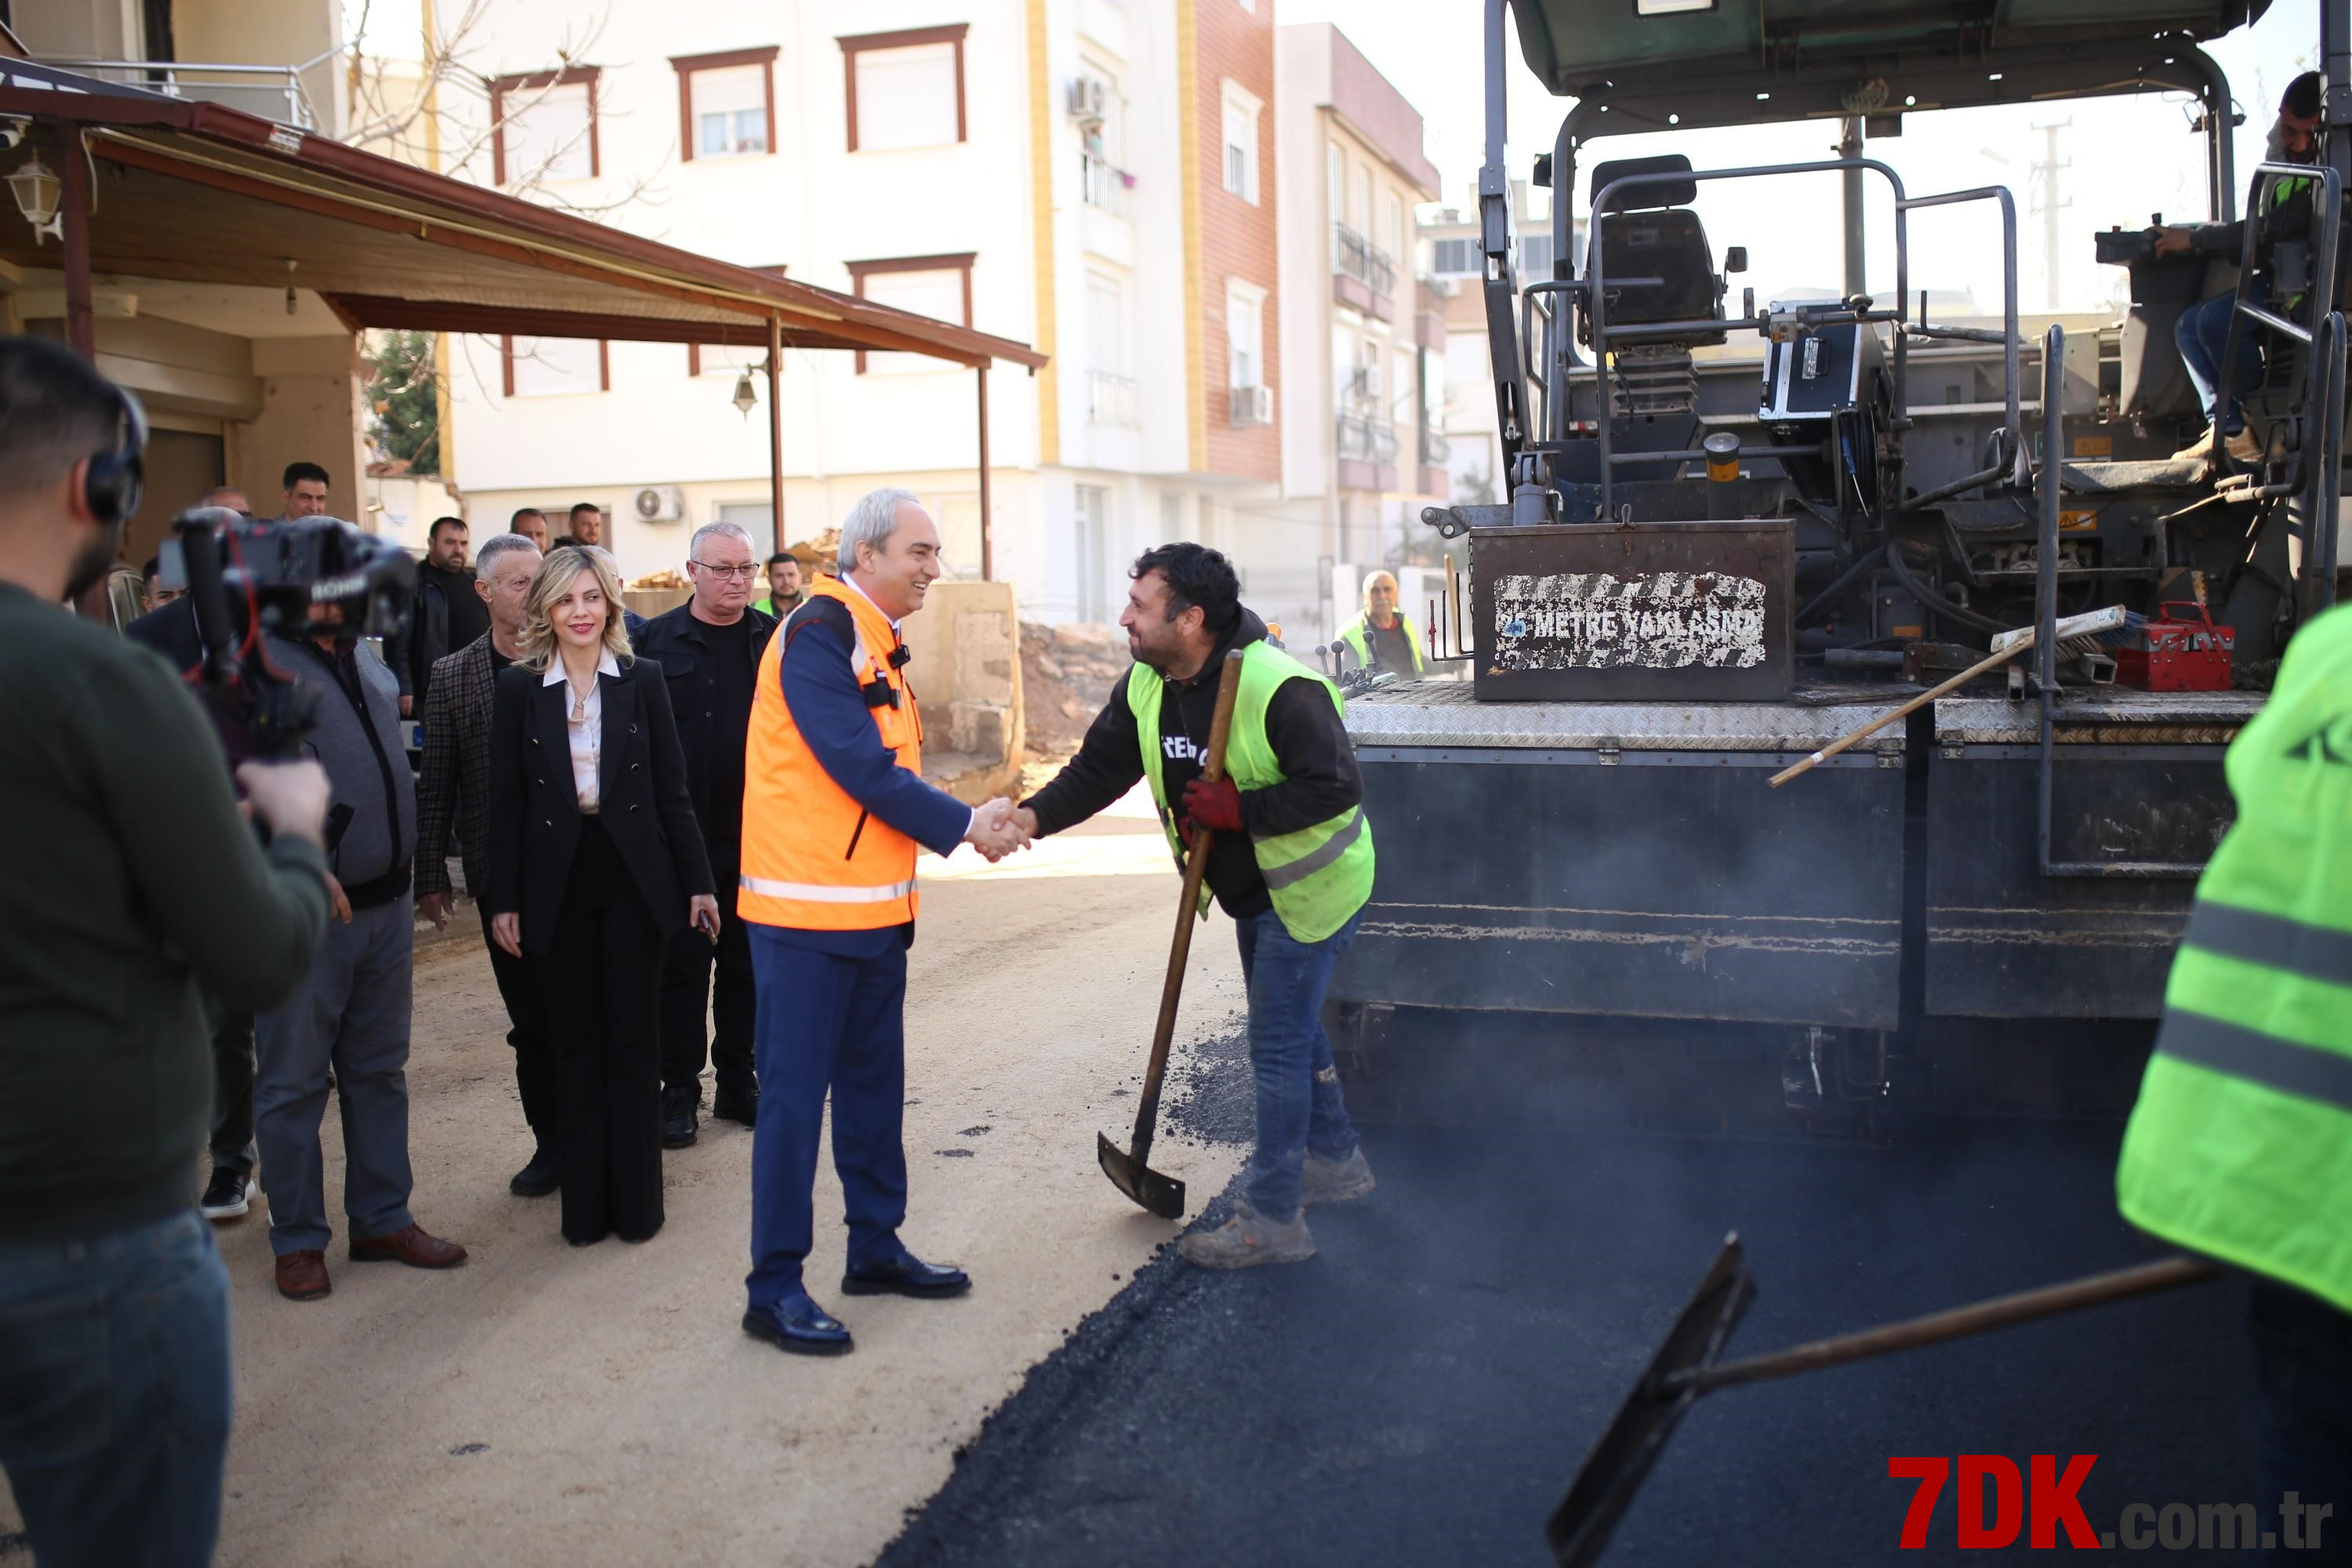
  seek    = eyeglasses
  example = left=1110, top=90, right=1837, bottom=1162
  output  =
left=691, top=561, right=761, bottom=579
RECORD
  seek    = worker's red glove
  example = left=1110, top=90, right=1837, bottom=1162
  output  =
left=1180, top=776, right=1243, bottom=837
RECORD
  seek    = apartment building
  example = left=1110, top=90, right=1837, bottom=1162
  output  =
left=412, top=0, right=1325, bottom=630
left=1272, top=20, right=1443, bottom=608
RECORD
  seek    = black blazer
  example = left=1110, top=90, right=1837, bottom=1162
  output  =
left=485, top=655, right=716, bottom=957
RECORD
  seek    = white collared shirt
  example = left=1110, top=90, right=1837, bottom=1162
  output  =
left=544, top=652, right=622, bottom=813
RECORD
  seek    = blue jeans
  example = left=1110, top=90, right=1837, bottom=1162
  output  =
left=2249, top=1282, right=2350, bottom=1565
left=0, top=1210, right=233, bottom=1568
left=2176, top=290, right=2266, bottom=435
left=1235, top=905, right=1365, bottom=1222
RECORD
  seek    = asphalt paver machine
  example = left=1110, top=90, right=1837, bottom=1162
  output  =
left=1329, top=0, right=2351, bottom=1129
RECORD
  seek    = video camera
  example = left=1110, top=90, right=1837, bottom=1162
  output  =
left=158, top=508, right=416, bottom=760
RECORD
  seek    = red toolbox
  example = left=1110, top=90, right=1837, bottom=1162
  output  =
left=2114, top=601, right=2234, bottom=691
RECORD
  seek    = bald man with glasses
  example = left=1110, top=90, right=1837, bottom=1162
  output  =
left=633, top=523, right=777, bottom=1147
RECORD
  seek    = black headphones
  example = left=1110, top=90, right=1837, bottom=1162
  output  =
left=84, top=383, right=148, bottom=528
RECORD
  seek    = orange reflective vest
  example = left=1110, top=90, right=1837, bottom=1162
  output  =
left=737, top=575, right=924, bottom=931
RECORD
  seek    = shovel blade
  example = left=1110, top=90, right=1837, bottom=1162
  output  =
left=1545, top=1236, right=1755, bottom=1567
left=1098, top=1131, right=1186, bottom=1219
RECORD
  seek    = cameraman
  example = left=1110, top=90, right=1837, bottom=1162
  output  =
left=0, top=338, right=333, bottom=1566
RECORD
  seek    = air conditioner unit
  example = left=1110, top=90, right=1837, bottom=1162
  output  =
left=1351, top=363, right=1383, bottom=404
left=633, top=485, right=686, bottom=523
left=1229, top=385, right=1273, bottom=427
left=1066, top=75, right=1107, bottom=123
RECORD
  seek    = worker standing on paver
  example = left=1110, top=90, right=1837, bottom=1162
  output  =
left=1334, top=569, right=1424, bottom=678
left=1014, top=543, right=1378, bottom=1269
left=2114, top=605, right=2352, bottom=1559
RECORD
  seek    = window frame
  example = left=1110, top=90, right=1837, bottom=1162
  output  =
left=844, top=252, right=978, bottom=374
left=500, top=335, right=612, bottom=397
left=839, top=24, right=970, bottom=153
left=489, top=65, right=601, bottom=187
left=1225, top=278, right=1268, bottom=392
left=1220, top=79, right=1261, bottom=205
left=672, top=47, right=780, bottom=164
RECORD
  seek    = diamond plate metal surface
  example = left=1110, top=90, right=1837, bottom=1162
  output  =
left=1344, top=681, right=1911, bottom=750
left=1934, top=691, right=2267, bottom=746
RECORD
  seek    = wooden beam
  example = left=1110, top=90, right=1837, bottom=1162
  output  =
left=977, top=365, right=993, bottom=583
left=768, top=314, right=785, bottom=557
left=60, top=129, right=93, bottom=359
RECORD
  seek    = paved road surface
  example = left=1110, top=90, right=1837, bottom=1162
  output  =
left=881, top=1117, right=2255, bottom=1567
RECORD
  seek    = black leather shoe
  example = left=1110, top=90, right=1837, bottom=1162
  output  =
left=509, top=1146, right=559, bottom=1198
left=842, top=1250, right=971, bottom=1298
left=742, top=1293, right=853, bottom=1356
left=661, top=1087, right=698, bottom=1149
left=712, top=1081, right=759, bottom=1127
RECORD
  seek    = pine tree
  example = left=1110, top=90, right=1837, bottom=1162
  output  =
left=365, top=330, right=441, bottom=475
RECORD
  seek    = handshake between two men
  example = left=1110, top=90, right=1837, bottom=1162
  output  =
left=956, top=775, right=1243, bottom=866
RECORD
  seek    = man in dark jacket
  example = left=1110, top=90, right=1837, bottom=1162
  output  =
left=0, top=337, right=333, bottom=1566
left=415, top=531, right=554, bottom=1195
left=635, top=521, right=775, bottom=1145
left=2155, top=71, right=2325, bottom=462
left=1015, top=543, right=1379, bottom=1269
left=390, top=515, right=488, bottom=717
left=252, top=621, right=467, bottom=1302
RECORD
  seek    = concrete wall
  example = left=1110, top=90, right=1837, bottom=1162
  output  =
left=902, top=578, right=1025, bottom=803
left=241, top=336, right=368, bottom=524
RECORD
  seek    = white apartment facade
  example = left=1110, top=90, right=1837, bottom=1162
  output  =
left=423, top=0, right=1328, bottom=633
left=1272, top=20, right=1446, bottom=612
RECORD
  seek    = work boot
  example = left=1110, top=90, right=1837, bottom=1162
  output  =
left=662, top=1085, right=699, bottom=1149
left=2171, top=424, right=2218, bottom=461
left=1177, top=1201, right=1316, bottom=1270
left=1301, top=1146, right=1376, bottom=1207
left=2224, top=425, right=2263, bottom=463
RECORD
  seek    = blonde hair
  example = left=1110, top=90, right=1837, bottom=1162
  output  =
left=519, top=546, right=634, bottom=672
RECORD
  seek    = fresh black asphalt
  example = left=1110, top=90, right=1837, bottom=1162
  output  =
left=878, top=1082, right=2252, bottom=1567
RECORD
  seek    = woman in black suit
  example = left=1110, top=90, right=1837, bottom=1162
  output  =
left=488, top=546, right=717, bottom=1245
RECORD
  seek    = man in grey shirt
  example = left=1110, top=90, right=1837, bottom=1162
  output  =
left=253, top=619, right=469, bottom=1301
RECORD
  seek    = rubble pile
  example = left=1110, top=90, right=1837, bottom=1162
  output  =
left=1019, top=622, right=1129, bottom=756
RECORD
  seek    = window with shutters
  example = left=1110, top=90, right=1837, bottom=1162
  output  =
left=492, top=68, right=599, bottom=185
left=840, top=26, right=967, bottom=152
left=673, top=51, right=777, bottom=161
left=847, top=253, right=976, bottom=375
left=1226, top=281, right=1265, bottom=390
left=1220, top=81, right=1260, bottom=205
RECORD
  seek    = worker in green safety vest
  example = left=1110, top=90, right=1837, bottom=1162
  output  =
left=2154, top=71, right=2326, bottom=466
left=2115, top=602, right=2352, bottom=1544
left=1014, top=543, right=1377, bottom=1269
left=1335, top=569, right=1425, bottom=677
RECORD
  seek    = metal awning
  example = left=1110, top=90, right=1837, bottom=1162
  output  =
left=0, top=61, right=1043, bottom=572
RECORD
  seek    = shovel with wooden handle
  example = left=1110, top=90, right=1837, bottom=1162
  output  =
left=1098, top=648, right=1246, bottom=1220
left=1544, top=1236, right=2220, bottom=1566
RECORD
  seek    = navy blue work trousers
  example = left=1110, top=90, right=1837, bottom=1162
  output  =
left=744, top=926, right=910, bottom=1306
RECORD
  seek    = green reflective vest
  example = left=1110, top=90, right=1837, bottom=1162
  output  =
left=1338, top=611, right=1425, bottom=677
left=2115, top=604, right=2352, bottom=1314
left=1127, top=640, right=1376, bottom=944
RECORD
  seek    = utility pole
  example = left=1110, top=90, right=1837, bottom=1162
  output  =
left=2031, top=119, right=2072, bottom=310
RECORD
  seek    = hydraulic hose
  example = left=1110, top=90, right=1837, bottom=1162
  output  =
left=1883, top=540, right=2011, bottom=635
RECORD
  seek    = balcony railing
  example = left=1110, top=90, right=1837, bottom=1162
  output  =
left=1087, top=370, right=1138, bottom=428
left=1330, top=223, right=1396, bottom=300
left=1421, top=428, right=1452, bottom=466
left=1080, top=153, right=1134, bottom=220
left=39, top=56, right=325, bottom=129
left=1337, top=413, right=1399, bottom=465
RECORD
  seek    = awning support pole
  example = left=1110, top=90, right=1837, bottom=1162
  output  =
left=977, top=364, right=993, bottom=582
left=60, top=128, right=94, bottom=361
left=767, top=314, right=785, bottom=557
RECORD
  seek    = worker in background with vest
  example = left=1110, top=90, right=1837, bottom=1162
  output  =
left=2114, top=603, right=2351, bottom=1558
left=1335, top=569, right=1424, bottom=678
left=737, top=488, right=1029, bottom=1356
left=1014, top=543, right=1377, bottom=1269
